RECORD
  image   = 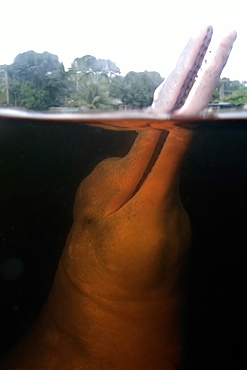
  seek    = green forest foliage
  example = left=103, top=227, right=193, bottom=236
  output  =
left=211, top=77, right=247, bottom=105
left=1, top=51, right=247, bottom=111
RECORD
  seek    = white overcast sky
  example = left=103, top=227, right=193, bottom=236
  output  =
left=1, top=0, right=246, bottom=81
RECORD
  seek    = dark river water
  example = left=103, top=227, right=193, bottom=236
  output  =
left=0, top=111, right=246, bottom=369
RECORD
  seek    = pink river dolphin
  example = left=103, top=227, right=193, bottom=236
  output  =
left=0, top=26, right=236, bottom=369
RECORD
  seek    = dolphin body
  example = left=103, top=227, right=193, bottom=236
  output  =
left=0, top=26, right=236, bottom=370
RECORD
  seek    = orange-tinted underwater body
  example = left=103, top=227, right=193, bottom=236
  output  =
left=0, top=127, right=192, bottom=369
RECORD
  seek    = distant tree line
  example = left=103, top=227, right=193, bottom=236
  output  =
left=1, top=51, right=247, bottom=111
left=0, top=51, right=163, bottom=111
left=211, top=78, right=247, bottom=106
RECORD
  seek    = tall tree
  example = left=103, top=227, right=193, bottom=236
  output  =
left=7, top=51, right=67, bottom=110
left=210, top=77, right=247, bottom=105
left=0, top=66, right=9, bottom=105
left=71, top=55, right=98, bottom=75
left=71, top=55, right=120, bottom=76
left=70, top=73, right=113, bottom=110
left=97, top=59, right=121, bottom=77
left=68, top=55, right=121, bottom=109
left=109, top=71, right=163, bottom=108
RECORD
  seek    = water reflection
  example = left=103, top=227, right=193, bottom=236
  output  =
left=1, top=107, right=247, bottom=129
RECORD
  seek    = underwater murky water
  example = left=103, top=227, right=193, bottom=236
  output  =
left=0, top=111, right=246, bottom=369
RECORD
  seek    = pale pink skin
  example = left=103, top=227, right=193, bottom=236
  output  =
left=1, top=26, right=236, bottom=370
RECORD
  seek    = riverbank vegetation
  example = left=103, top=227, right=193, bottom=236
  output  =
left=1, top=51, right=247, bottom=111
